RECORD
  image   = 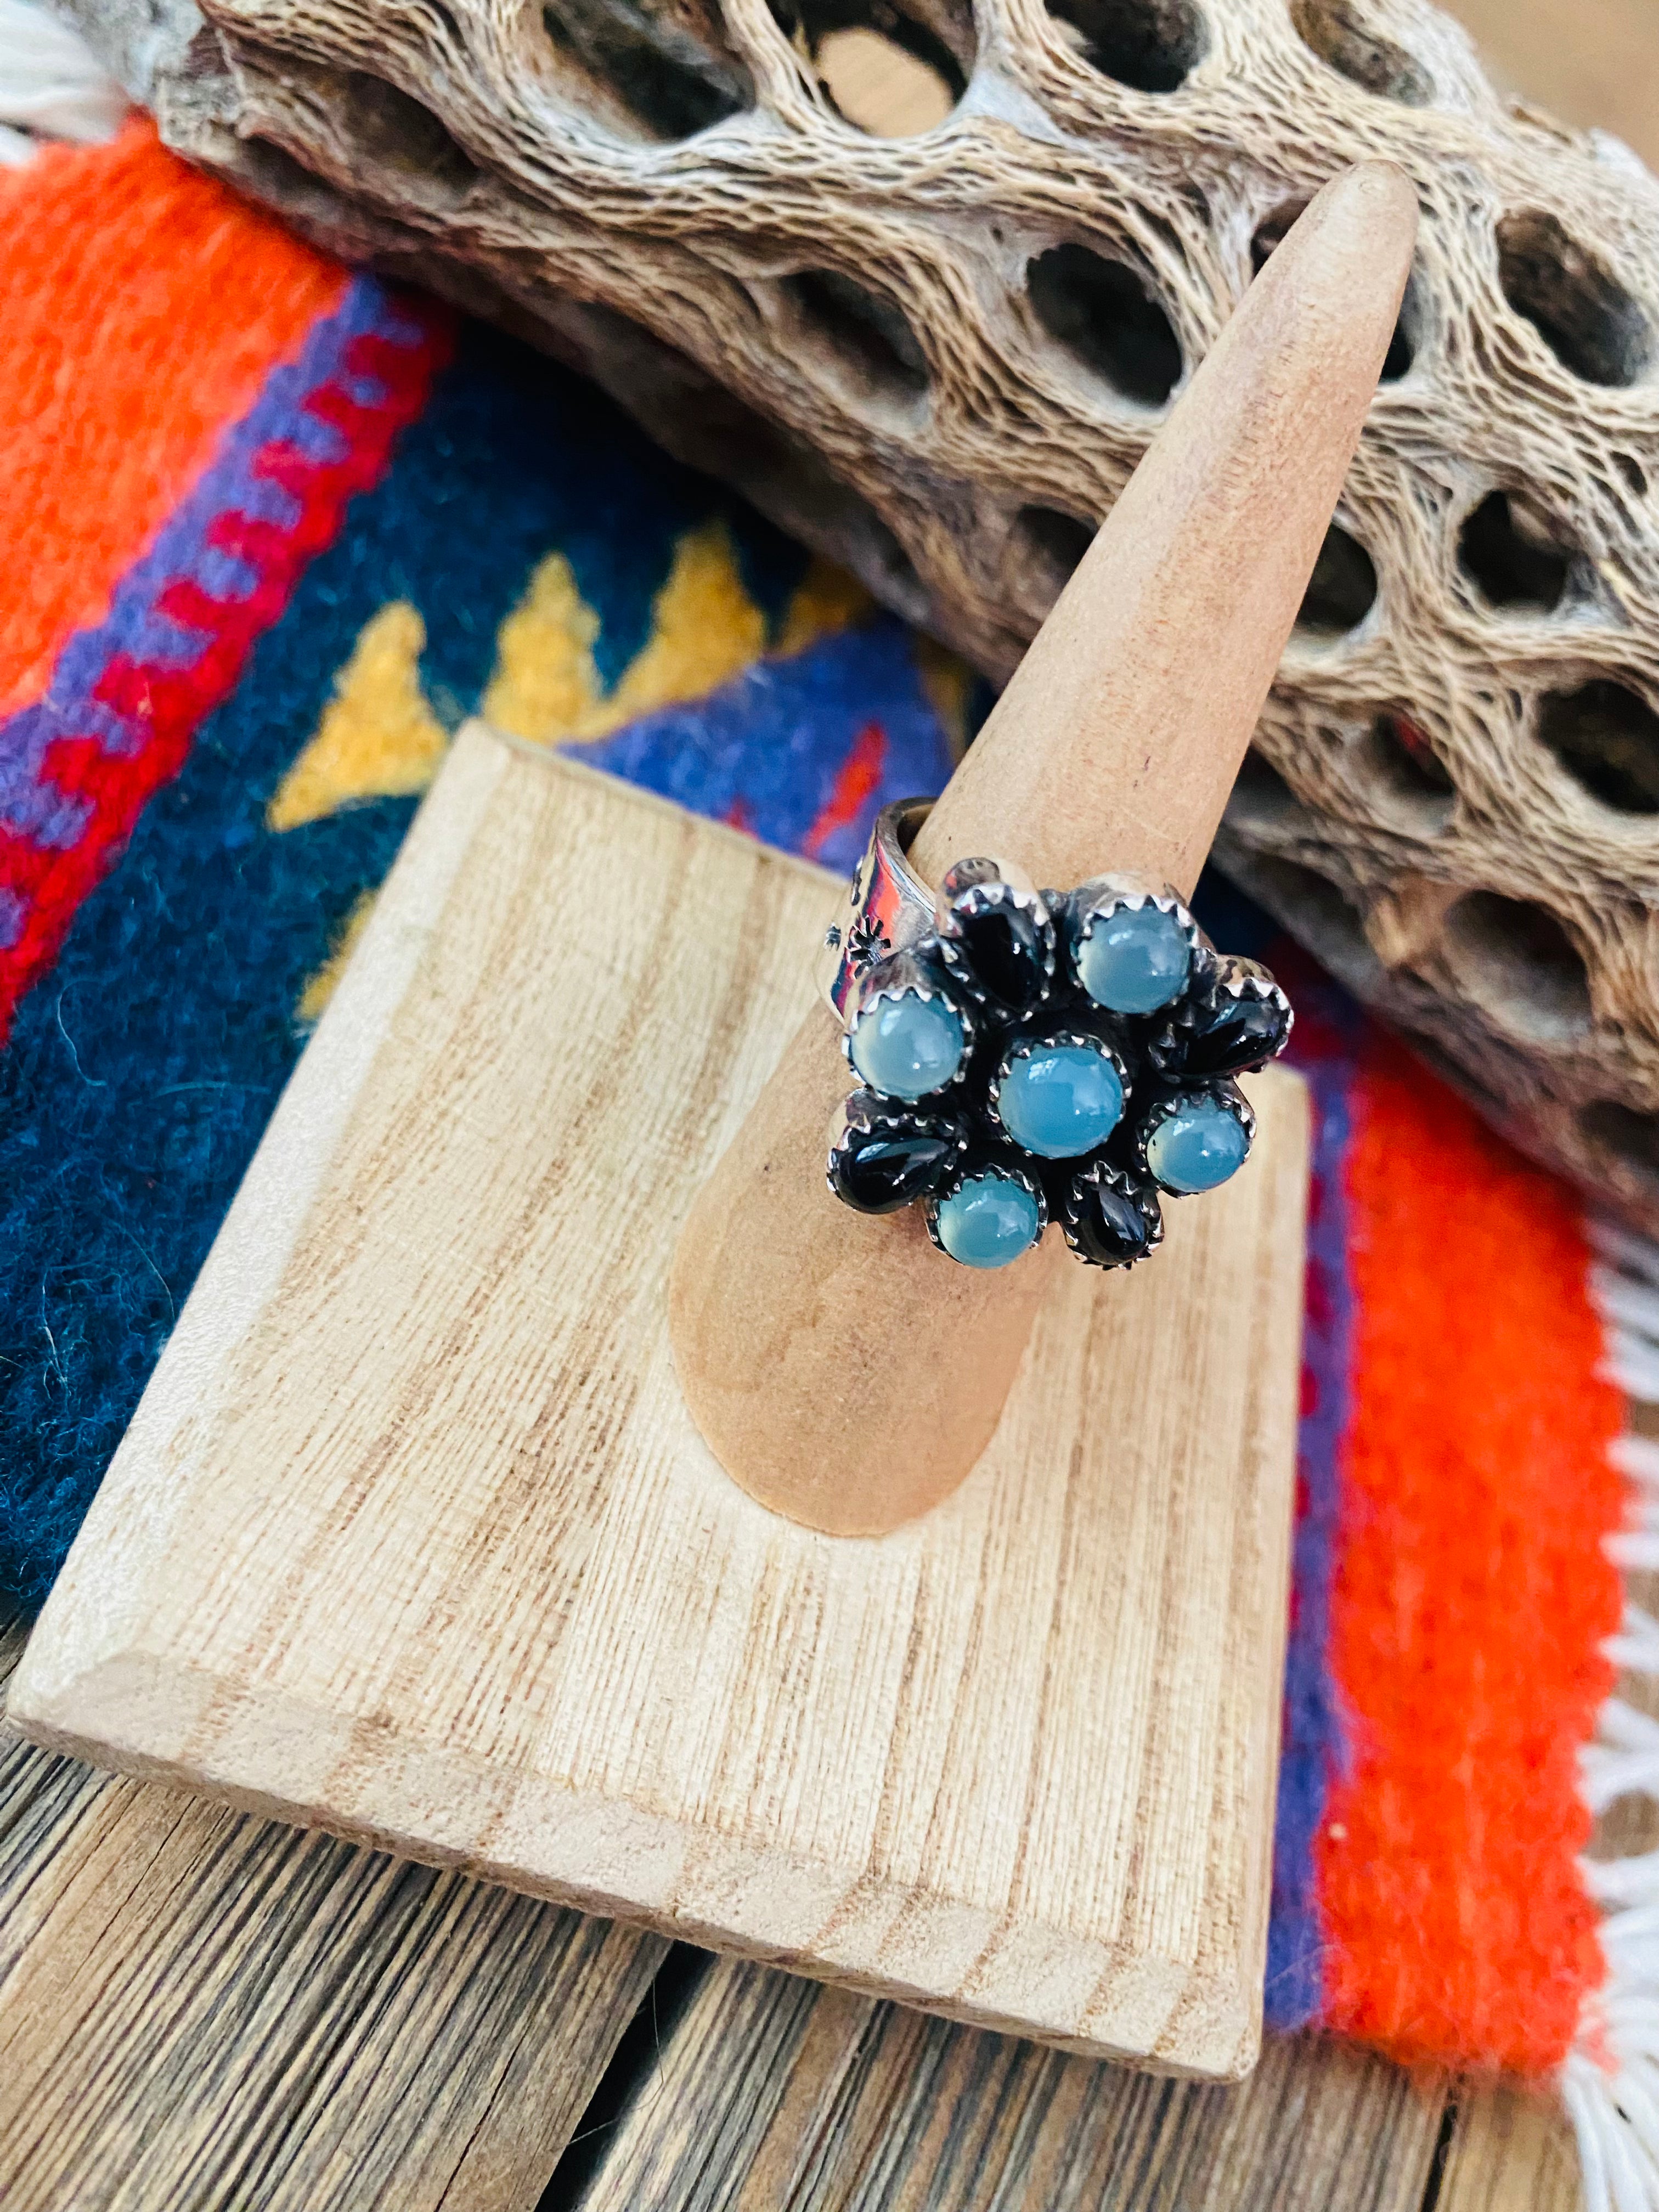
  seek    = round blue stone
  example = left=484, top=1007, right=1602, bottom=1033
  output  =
left=996, top=1041, right=1124, bottom=1159
left=1146, top=1097, right=1250, bottom=1193
left=935, top=1172, right=1043, bottom=1268
left=1077, top=904, right=1190, bottom=1014
left=849, top=990, right=966, bottom=1101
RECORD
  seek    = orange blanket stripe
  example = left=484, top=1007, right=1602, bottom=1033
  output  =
left=1317, top=1034, right=1625, bottom=2074
left=0, top=123, right=345, bottom=717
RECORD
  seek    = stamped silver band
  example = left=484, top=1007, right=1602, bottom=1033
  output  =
left=817, top=797, right=938, bottom=1023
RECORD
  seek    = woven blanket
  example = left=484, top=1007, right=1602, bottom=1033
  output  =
left=5, top=122, right=1659, bottom=2205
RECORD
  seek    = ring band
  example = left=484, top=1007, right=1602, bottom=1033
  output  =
left=822, top=800, right=1293, bottom=1270
left=817, top=797, right=936, bottom=1022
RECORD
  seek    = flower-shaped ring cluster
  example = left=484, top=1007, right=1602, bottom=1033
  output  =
left=826, top=859, right=1293, bottom=1271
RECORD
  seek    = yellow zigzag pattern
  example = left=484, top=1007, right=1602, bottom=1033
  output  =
left=269, top=523, right=874, bottom=837
left=267, top=600, right=448, bottom=835
left=274, top=524, right=878, bottom=1024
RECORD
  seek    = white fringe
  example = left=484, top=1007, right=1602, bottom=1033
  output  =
left=1575, top=1221, right=1659, bottom=2212
left=0, top=0, right=127, bottom=166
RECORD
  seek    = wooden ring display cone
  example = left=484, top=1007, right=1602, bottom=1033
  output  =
left=669, top=163, right=1419, bottom=1537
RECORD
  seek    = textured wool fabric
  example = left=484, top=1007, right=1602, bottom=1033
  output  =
left=0, top=262, right=447, bottom=1032
left=1316, top=1036, right=1626, bottom=2073
left=0, top=119, right=1644, bottom=2128
left=0, top=290, right=955, bottom=1613
left=0, top=124, right=345, bottom=716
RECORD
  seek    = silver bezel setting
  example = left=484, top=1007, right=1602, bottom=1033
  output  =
left=1145, top=956, right=1295, bottom=1078
left=923, top=1155, right=1049, bottom=1264
left=1130, top=1080, right=1257, bottom=1194
left=825, top=1091, right=971, bottom=1208
left=984, top=1028, right=1132, bottom=1154
left=935, top=870, right=1059, bottom=1012
left=843, top=948, right=977, bottom=1101
left=1059, top=1158, right=1166, bottom=1269
left=1216, top=958, right=1294, bottom=1022
left=1070, top=881, right=1207, bottom=1010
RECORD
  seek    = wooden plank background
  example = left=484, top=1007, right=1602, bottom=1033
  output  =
left=0, top=1624, right=665, bottom=2211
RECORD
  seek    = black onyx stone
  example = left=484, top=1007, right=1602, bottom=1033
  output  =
left=1066, top=1172, right=1161, bottom=1267
left=831, top=1114, right=963, bottom=1214
left=1150, top=986, right=1291, bottom=1080
left=944, top=896, right=1052, bottom=1017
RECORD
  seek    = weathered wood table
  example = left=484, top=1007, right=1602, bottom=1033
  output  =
left=0, top=1611, right=1592, bottom=2208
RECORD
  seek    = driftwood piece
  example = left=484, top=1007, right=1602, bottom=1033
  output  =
left=55, top=0, right=1659, bottom=1229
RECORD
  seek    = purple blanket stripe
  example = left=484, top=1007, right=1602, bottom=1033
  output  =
left=1263, top=965, right=1361, bottom=2033
left=0, top=276, right=411, bottom=854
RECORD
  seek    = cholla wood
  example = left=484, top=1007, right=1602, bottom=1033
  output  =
left=61, top=0, right=1659, bottom=1224
left=9, top=731, right=1308, bottom=2081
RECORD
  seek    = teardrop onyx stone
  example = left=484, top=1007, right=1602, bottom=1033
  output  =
left=1066, top=1173, right=1161, bottom=1267
left=1159, top=988, right=1291, bottom=1080
left=830, top=1111, right=964, bottom=1214
left=943, top=896, right=1052, bottom=1018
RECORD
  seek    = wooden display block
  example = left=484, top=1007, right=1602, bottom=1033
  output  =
left=10, top=727, right=1308, bottom=2082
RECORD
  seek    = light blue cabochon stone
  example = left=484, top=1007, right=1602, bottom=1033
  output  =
left=1145, top=1097, right=1250, bottom=1193
left=997, top=1041, right=1124, bottom=1159
left=935, top=1172, right=1042, bottom=1268
left=849, top=989, right=965, bottom=1101
left=1077, top=904, right=1190, bottom=1014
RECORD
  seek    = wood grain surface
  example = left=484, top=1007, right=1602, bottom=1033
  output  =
left=0, top=1618, right=663, bottom=2210
left=565, top=1948, right=1594, bottom=2212
left=1436, top=2081, right=1584, bottom=2212
left=573, top=1949, right=1453, bottom=2212
left=11, top=727, right=1307, bottom=2080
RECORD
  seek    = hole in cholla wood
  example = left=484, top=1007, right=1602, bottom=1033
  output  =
left=1360, top=710, right=1457, bottom=832
left=1581, top=1099, right=1659, bottom=1198
left=1225, top=748, right=1306, bottom=834
left=1496, top=211, right=1652, bottom=388
left=1042, top=0, right=1207, bottom=92
left=541, top=0, right=754, bottom=137
left=1296, top=522, right=1378, bottom=636
left=1457, top=492, right=1575, bottom=614
left=1234, top=853, right=1383, bottom=985
left=326, top=69, right=481, bottom=198
left=771, top=0, right=970, bottom=131
left=1026, top=244, right=1183, bottom=407
left=1442, top=890, right=1592, bottom=1042
left=1005, top=504, right=1097, bottom=620
left=815, top=27, right=953, bottom=130
left=1539, top=679, right=1659, bottom=812
left=1290, top=0, right=1432, bottom=104
left=781, top=269, right=931, bottom=410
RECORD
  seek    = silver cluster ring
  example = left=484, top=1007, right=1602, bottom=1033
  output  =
left=821, top=799, right=1293, bottom=1271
